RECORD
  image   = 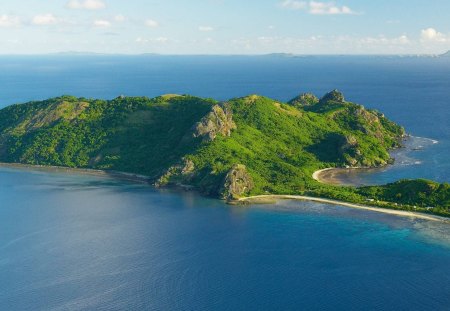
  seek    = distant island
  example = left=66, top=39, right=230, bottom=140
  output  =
left=0, top=90, right=448, bottom=217
left=440, top=50, right=450, bottom=57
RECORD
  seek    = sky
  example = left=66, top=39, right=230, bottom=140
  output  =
left=0, top=0, right=449, bottom=55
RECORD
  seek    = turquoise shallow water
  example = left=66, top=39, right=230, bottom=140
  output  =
left=0, top=167, right=449, bottom=310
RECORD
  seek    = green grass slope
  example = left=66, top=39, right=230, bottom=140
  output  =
left=176, top=92, right=404, bottom=196
left=0, top=95, right=215, bottom=178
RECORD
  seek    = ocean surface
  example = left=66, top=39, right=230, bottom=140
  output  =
left=0, top=55, right=449, bottom=310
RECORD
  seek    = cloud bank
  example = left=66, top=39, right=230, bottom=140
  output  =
left=32, top=14, right=60, bottom=26
left=145, top=19, right=159, bottom=28
left=421, top=28, right=448, bottom=42
left=66, top=0, right=106, bottom=10
left=281, top=1, right=357, bottom=15
left=0, top=15, right=21, bottom=27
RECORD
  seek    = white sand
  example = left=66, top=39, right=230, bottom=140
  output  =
left=239, top=195, right=449, bottom=223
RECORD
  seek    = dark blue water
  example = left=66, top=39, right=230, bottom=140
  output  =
left=0, top=55, right=448, bottom=183
left=0, top=56, right=450, bottom=310
left=0, top=167, right=449, bottom=311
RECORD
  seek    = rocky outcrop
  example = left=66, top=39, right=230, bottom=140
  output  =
left=288, top=93, right=319, bottom=108
left=221, top=164, right=254, bottom=201
left=180, top=158, right=195, bottom=175
left=155, top=158, right=196, bottom=187
left=336, top=134, right=390, bottom=167
left=338, top=135, right=361, bottom=166
left=347, top=106, right=404, bottom=145
left=193, top=103, right=236, bottom=142
left=320, top=89, right=345, bottom=103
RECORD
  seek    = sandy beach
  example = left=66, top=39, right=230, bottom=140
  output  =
left=312, top=167, right=380, bottom=186
left=312, top=168, right=341, bottom=184
left=310, top=167, right=450, bottom=222
left=238, top=195, right=450, bottom=223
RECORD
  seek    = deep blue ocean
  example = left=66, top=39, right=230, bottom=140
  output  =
left=0, top=56, right=449, bottom=310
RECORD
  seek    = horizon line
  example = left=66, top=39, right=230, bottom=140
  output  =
left=0, top=51, right=448, bottom=57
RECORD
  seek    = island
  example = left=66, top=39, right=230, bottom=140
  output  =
left=439, top=50, right=450, bottom=57
left=0, top=90, right=448, bottom=217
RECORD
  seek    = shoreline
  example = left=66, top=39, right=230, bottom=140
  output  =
left=312, top=135, right=441, bottom=186
left=1, top=162, right=448, bottom=223
left=0, top=162, right=151, bottom=184
left=312, top=167, right=376, bottom=186
left=238, top=195, right=450, bottom=223
left=312, top=167, right=340, bottom=185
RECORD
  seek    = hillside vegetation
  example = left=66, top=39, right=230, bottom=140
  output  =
left=0, top=91, right=448, bottom=216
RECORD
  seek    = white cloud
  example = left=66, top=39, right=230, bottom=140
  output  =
left=199, top=26, right=214, bottom=32
left=358, top=35, right=410, bottom=46
left=231, top=34, right=415, bottom=54
left=93, top=20, right=111, bottom=27
left=114, top=15, right=126, bottom=22
left=396, top=35, right=410, bottom=45
left=32, top=14, right=59, bottom=26
left=0, top=15, right=20, bottom=27
left=66, top=0, right=106, bottom=10
left=309, top=1, right=354, bottom=15
left=421, top=28, right=447, bottom=42
left=145, top=19, right=159, bottom=28
left=154, top=37, right=169, bottom=43
left=136, top=37, right=169, bottom=44
left=281, top=1, right=357, bottom=15
left=280, top=0, right=307, bottom=10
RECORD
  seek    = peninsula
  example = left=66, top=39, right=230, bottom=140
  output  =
left=0, top=91, right=448, bottom=217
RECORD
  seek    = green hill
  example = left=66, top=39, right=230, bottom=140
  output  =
left=359, top=179, right=450, bottom=208
left=0, top=91, right=448, bottom=216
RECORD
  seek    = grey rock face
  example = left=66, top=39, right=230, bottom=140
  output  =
left=320, top=89, right=345, bottom=103
left=194, top=103, right=237, bottom=141
left=288, top=93, right=319, bottom=108
left=221, top=164, right=254, bottom=201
